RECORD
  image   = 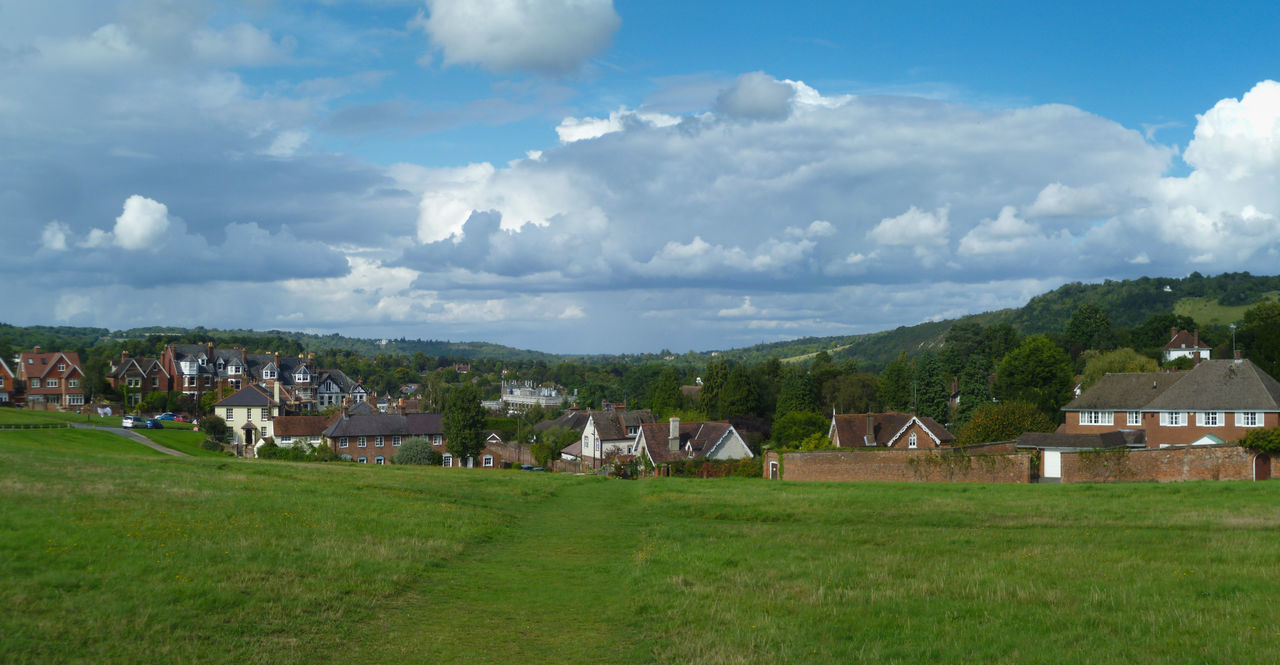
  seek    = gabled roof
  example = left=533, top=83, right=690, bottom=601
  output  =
left=587, top=409, right=657, bottom=441
left=1063, top=372, right=1185, bottom=411
left=1163, top=328, right=1212, bottom=351
left=533, top=410, right=591, bottom=432
left=829, top=412, right=955, bottom=447
left=316, top=369, right=357, bottom=391
left=636, top=421, right=740, bottom=464
left=1144, top=359, right=1280, bottom=411
left=323, top=413, right=408, bottom=438
left=0, top=357, right=12, bottom=379
left=273, top=415, right=336, bottom=437
left=19, top=350, right=83, bottom=380
left=213, top=384, right=277, bottom=408
left=405, top=413, right=443, bottom=436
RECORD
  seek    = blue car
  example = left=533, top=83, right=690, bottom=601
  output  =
left=144, top=418, right=162, bottom=429
left=156, top=412, right=177, bottom=421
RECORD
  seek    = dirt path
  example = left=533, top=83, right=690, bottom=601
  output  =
left=70, top=423, right=190, bottom=457
left=346, top=477, right=652, bottom=664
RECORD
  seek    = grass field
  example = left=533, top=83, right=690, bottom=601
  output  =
left=3, top=429, right=1280, bottom=664
left=1175, top=292, right=1280, bottom=328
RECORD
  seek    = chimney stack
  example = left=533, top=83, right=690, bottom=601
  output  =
left=1235, top=349, right=1243, bottom=363
left=1170, top=326, right=1178, bottom=342
left=668, top=417, right=680, bottom=452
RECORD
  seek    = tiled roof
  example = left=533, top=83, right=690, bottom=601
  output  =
left=830, top=412, right=955, bottom=447
left=213, top=385, right=277, bottom=407
left=273, top=415, right=335, bottom=437
left=323, top=413, right=408, bottom=438
left=637, top=421, right=737, bottom=465
left=1015, top=430, right=1139, bottom=449
left=405, top=413, right=443, bottom=436
left=1163, top=328, right=1212, bottom=351
left=533, top=410, right=591, bottom=432
left=1063, top=373, right=1185, bottom=411
left=1144, top=359, right=1280, bottom=411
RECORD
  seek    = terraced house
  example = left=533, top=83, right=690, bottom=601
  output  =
left=322, top=411, right=445, bottom=465
left=18, top=347, right=85, bottom=408
left=107, top=352, right=170, bottom=407
left=0, top=357, right=13, bottom=404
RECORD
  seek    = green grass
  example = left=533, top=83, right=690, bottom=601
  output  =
left=1175, top=292, right=1280, bottom=327
left=3, top=430, right=1280, bottom=664
left=135, top=427, right=225, bottom=457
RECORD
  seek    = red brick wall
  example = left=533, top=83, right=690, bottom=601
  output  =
left=765, top=449, right=1034, bottom=483
left=1059, top=444, right=1271, bottom=483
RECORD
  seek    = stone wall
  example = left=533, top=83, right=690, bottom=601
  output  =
left=1060, top=444, right=1271, bottom=483
left=764, top=448, right=1034, bottom=483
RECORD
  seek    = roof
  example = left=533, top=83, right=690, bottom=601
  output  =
left=588, top=409, right=657, bottom=441
left=1015, top=430, right=1142, bottom=450
left=213, top=385, right=277, bottom=408
left=560, top=440, right=583, bottom=457
left=19, top=350, right=83, bottom=379
left=637, top=421, right=738, bottom=465
left=0, top=358, right=12, bottom=378
left=1144, top=359, right=1280, bottom=411
left=1163, top=328, right=1212, bottom=351
left=829, top=412, right=955, bottom=447
left=272, top=415, right=335, bottom=437
left=323, top=413, right=408, bottom=438
left=1063, top=372, right=1185, bottom=411
left=405, top=413, right=443, bottom=436
left=533, top=410, right=591, bottom=432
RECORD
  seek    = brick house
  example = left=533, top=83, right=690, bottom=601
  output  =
left=828, top=412, right=956, bottom=449
left=1062, top=358, right=1280, bottom=447
left=0, top=357, right=14, bottom=404
left=633, top=417, right=754, bottom=470
left=1163, top=328, right=1213, bottom=363
left=17, top=347, right=86, bottom=409
left=322, top=411, right=446, bottom=465
left=107, top=352, right=170, bottom=407
left=271, top=414, right=336, bottom=450
left=562, top=409, right=656, bottom=463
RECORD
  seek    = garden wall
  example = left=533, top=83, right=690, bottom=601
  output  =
left=764, top=449, right=1034, bottom=483
left=1060, top=444, right=1271, bottom=483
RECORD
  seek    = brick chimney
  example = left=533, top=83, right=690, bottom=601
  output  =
left=668, top=417, right=680, bottom=452
left=121, top=351, right=130, bottom=362
left=1170, top=326, right=1178, bottom=342
left=1235, top=349, right=1243, bottom=363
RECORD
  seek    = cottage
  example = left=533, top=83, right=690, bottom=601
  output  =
left=213, top=384, right=283, bottom=455
left=633, top=417, right=754, bottom=470
left=828, top=412, right=955, bottom=449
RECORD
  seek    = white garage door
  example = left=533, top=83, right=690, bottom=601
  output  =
left=1043, top=451, right=1061, bottom=478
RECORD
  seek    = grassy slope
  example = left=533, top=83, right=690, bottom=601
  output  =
left=4, top=431, right=1280, bottom=664
left=1175, top=291, right=1280, bottom=327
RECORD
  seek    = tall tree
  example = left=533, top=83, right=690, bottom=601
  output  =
left=1240, top=301, right=1280, bottom=378
left=1066, top=302, right=1113, bottom=352
left=719, top=366, right=759, bottom=419
left=913, top=351, right=950, bottom=423
left=648, top=367, right=683, bottom=417
left=699, top=358, right=731, bottom=418
left=820, top=373, right=879, bottom=414
left=993, top=335, right=1074, bottom=421
left=952, top=355, right=993, bottom=428
left=957, top=401, right=1055, bottom=446
left=879, top=352, right=913, bottom=412
left=443, top=383, right=487, bottom=463
left=774, top=367, right=817, bottom=419
left=1080, top=348, right=1158, bottom=390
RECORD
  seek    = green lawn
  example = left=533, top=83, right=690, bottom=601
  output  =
left=1175, top=292, right=1280, bottom=328
left=3, top=430, right=1280, bottom=664
left=135, top=425, right=225, bottom=457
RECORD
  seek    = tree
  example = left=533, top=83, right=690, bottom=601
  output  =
left=879, top=352, right=913, bottom=412
left=699, top=358, right=730, bottom=418
left=1132, top=313, right=1199, bottom=351
left=1237, top=427, right=1280, bottom=454
left=1240, top=302, right=1280, bottom=379
left=957, top=401, right=1055, bottom=446
left=199, top=414, right=229, bottom=441
left=952, top=356, right=993, bottom=428
left=718, top=366, right=759, bottom=418
left=771, top=411, right=828, bottom=448
left=392, top=437, right=441, bottom=465
left=443, top=383, right=487, bottom=463
left=1080, top=348, right=1158, bottom=390
left=993, top=335, right=1074, bottom=421
left=774, top=367, right=817, bottom=419
left=531, top=426, right=578, bottom=466
left=1066, top=302, right=1113, bottom=352
left=820, top=373, right=878, bottom=414
left=913, top=351, right=950, bottom=424
left=648, top=367, right=683, bottom=416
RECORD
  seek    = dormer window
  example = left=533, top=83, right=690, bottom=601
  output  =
left=229, top=364, right=241, bottom=376
left=198, top=356, right=207, bottom=367
left=216, top=359, right=225, bottom=371
left=295, top=371, right=309, bottom=383
left=263, top=369, right=276, bottom=380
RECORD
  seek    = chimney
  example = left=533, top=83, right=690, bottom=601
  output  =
left=273, top=380, right=280, bottom=406
left=1193, top=329, right=1199, bottom=348
left=33, top=346, right=41, bottom=354
left=865, top=412, right=875, bottom=446
left=121, top=351, right=130, bottom=362
left=1193, top=350, right=1203, bottom=365
left=1235, top=349, right=1243, bottom=363
left=668, top=417, right=680, bottom=452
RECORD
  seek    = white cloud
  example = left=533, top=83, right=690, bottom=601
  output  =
left=1024, top=182, right=1117, bottom=218
left=41, top=221, right=69, bottom=251
left=555, top=107, right=680, bottom=143
left=718, top=296, right=760, bottom=317
left=714, top=71, right=796, bottom=121
left=958, top=206, right=1055, bottom=256
left=112, top=195, right=171, bottom=250
left=263, top=129, right=309, bottom=158
left=191, top=23, right=295, bottom=66
left=1182, top=80, right=1280, bottom=181
left=414, top=0, right=620, bottom=75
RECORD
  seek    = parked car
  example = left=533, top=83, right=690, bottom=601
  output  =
left=144, top=418, right=162, bottom=429
left=121, top=415, right=141, bottom=429
left=174, top=414, right=190, bottom=422
left=156, top=412, right=177, bottom=421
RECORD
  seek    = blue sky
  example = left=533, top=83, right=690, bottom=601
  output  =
left=3, top=0, right=1280, bottom=354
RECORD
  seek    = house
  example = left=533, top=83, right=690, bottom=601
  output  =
left=107, top=352, right=170, bottom=407
left=1163, top=328, right=1213, bottom=363
left=17, top=347, right=86, bottom=409
left=1062, top=357, right=1280, bottom=447
left=271, top=415, right=335, bottom=450
left=315, top=369, right=364, bottom=409
left=479, top=431, right=530, bottom=468
left=496, top=380, right=565, bottom=411
left=828, top=412, right=956, bottom=449
left=0, top=357, right=14, bottom=403
left=161, top=343, right=218, bottom=400
left=633, top=417, right=754, bottom=469
left=213, top=384, right=283, bottom=456
left=573, top=409, right=656, bottom=463
left=322, top=411, right=446, bottom=465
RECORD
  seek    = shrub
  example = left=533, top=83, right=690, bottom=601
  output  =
left=1237, top=427, right=1280, bottom=454
left=199, top=438, right=223, bottom=452
left=392, top=437, right=440, bottom=465
left=199, top=415, right=229, bottom=440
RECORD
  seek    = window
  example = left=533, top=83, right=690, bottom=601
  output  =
left=225, top=408, right=234, bottom=420
left=260, top=408, right=270, bottom=421
left=1127, top=411, right=1141, bottom=426
left=31, top=378, right=41, bottom=388
left=339, top=437, right=349, bottom=448
left=375, top=436, right=384, bottom=447
left=203, top=376, right=210, bottom=386
left=229, top=379, right=241, bottom=390
left=279, top=436, right=293, bottom=444
left=66, top=394, right=84, bottom=406
left=47, top=378, right=58, bottom=388
left=1236, top=412, right=1262, bottom=428
left=229, top=365, right=241, bottom=375
left=1160, top=412, right=1186, bottom=427
left=1197, top=411, right=1223, bottom=427
left=295, top=371, right=309, bottom=383
left=150, top=377, right=158, bottom=388
left=442, top=454, right=453, bottom=467
left=908, top=433, right=918, bottom=449
left=263, top=369, right=276, bottom=380
left=357, top=436, right=367, bottom=448
left=185, top=376, right=195, bottom=388
left=0, top=377, right=4, bottom=388
left=1080, top=411, right=1112, bottom=426
left=375, top=456, right=385, bottom=465
left=433, top=435, right=442, bottom=445
left=483, top=455, right=494, bottom=467
left=57, top=363, right=65, bottom=371
left=392, top=436, right=402, bottom=447
left=357, top=456, right=367, bottom=464
left=127, top=377, right=142, bottom=388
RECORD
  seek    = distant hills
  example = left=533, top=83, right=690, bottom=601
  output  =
left=3, top=272, right=1277, bottom=368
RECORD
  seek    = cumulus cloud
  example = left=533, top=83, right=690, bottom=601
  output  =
left=414, top=0, right=620, bottom=75
left=957, top=206, right=1057, bottom=256
left=112, top=195, right=171, bottom=250
left=555, top=108, right=681, bottom=143
left=714, top=71, right=796, bottom=121
left=41, top=221, right=69, bottom=251
left=191, top=23, right=295, bottom=66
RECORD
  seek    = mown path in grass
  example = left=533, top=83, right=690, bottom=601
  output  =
left=69, top=423, right=191, bottom=457
left=347, top=477, right=651, bottom=664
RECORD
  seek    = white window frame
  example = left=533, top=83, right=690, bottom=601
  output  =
left=1127, top=411, right=1141, bottom=426
left=392, top=436, right=402, bottom=447
left=260, top=408, right=270, bottom=421
left=1236, top=412, right=1262, bottom=428
left=483, top=455, right=494, bottom=467
left=1079, top=411, right=1112, bottom=426
left=263, top=369, right=276, bottom=380
left=30, top=378, right=41, bottom=388
left=375, top=456, right=384, bottom=465
left=339, top=437, right=349, bottom=448
left=357, top=436, right=367, bottom=448
left=1159, top=412, right=1186, bottom=427
left=57, top=363, right=66, bottom=372
left=225, top=408, right=234, bottom=420
left=66, top=394, right=84, bottom=406
left=1197, top=411, right=1223, bottom=427
left=47, top=378, right=58, bottom=387
left=375, top=435, right=384, bottom=446
left=150, top=377, right=157, bottom=388
left=433, top=434, right=442, bottom=445
left=127, top=377, right=141, bottom=388
left=908, top=433, right=918, bottom=449
left=442, top=454, right=453, bottom=467
left=357, top=456, right=367, bottom=464
left=279, top=436, right=293, bottom=444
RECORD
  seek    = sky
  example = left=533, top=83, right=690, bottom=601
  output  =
left=3, top=1, right=1280, bottom=355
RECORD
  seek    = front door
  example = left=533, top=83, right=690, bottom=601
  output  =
left=1255, top=454, right=1271, bottom=481
left=769, top=461, right=779, bottom=479
left=1043, top=451, right=1061, bottom=479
